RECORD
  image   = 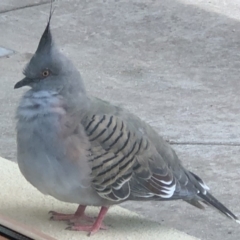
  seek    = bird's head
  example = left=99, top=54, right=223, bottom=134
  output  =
left=14, top=6, right=85, bottom=96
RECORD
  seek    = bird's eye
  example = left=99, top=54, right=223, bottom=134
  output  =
left=42, top=69, right=50, bottom=77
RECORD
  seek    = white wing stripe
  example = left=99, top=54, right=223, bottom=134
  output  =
left=159, top=184, right=176, bottom=198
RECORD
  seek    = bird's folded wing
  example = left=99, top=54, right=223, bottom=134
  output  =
left=81, top=113, right=198, bottom=202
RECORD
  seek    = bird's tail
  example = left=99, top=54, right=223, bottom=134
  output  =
left=197, top=191, right=240, bottom=224
left=186, top=171, right=239, bottom=224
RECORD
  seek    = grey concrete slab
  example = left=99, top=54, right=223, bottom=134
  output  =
left=0, top=0, right=240, bottom=240
left=0, top=0, right=50, bottom=13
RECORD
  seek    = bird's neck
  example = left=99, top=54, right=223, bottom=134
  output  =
left=16, top=90, right=66, bottom=121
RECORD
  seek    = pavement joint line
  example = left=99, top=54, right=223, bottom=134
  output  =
left=0, top=1, right=51, bottom=14
left=168, top=141, right=240, bottom=146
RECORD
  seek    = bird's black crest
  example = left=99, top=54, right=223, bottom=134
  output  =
left=36, top=0, right=55, bottom=53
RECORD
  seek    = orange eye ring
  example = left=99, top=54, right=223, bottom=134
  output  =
left=42, top=70, right=50, bottom=77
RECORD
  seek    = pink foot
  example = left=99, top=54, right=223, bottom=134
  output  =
left=66, top=206, right=109, bottom=236
left=67, top=222, right=108, bottom=236
left=49, top=205, right=93, bottom=223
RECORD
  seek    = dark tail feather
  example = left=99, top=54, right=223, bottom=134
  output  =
left=185, top=199, right=205, bottom=210
left=198, top=192, right=240, bottom=223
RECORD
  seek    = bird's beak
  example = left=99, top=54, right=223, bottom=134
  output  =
left=14, top=77, right=31, bottom=89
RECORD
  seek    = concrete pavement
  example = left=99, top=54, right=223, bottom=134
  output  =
left=0, top=0, right=240, bottom=239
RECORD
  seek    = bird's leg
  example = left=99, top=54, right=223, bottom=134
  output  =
left=49, top=205, right=93, bottom=222
left=67, top=206, right=109, bottom=236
